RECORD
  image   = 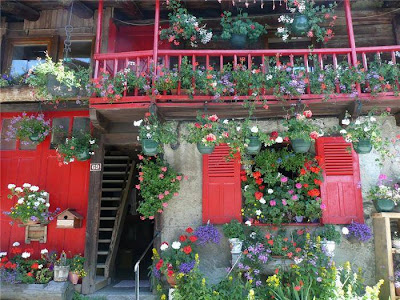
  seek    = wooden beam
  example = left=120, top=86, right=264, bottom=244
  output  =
left=0, top=102, right=88, bottom=112
left=1, top=1, right=40, bottom=21
left=82, top=130, right=104, bottom=295
left=395, top=112, right=400, bottom=126
left=61, top=0, right=94, bottom=19
left=338, top=100, right=362, bottom=125
left=89, top=108, right=109, bottom=133
left=103, top=133, right=140, bottom=146
left=392, top=14, right=400, bottom=44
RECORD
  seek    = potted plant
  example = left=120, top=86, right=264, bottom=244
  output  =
left=220, top=10, right=267, bottom=49
left=56, top=130, right=97, bottom=164
left=153, top=66, right=179, bottom=95
left=68, top=254, right=86, bottom=285
left=340, top=111, right=389, bottom=156
left=54, top=251, right=70, bottom=282
left=25, top=55, right=90, bottom=101
left=341, top=222, right=373, bottom=243
left=283, top=110, right=321, bottom=153
left=185, top=113, right=221, bottom=154
left=160, top=0, right=212, bottom=48
left=368, top=175, right=400, bottom=212
left=291, top=201, right=306, bottom=223
left=134, top=112, right=177, bottom=156
left=5, top=183, right=60, bottom=226
left=223, top=219, right=245, bottom=254
left=135, top=155, right=184, bottom=220
left=276, top=0, right=336, bottom=43
left=6, top=113, right=50, bottom=144
left=318, top=225, right=341, bottom=257
left=393, top=232, right=400, bottom=249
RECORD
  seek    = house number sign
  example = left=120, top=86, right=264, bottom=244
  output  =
left=90, top=163, right=102, bottom=172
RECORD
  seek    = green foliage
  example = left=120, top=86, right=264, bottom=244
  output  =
left=318, top=225, right=341, bottom=244
left=136, top=156, right=183, bottom=219
left=220, top=10, right=267, bottom=42
left=6, top=113, right=51, bottom=144
left=154, top=67, right=179, bottom=93
left=68, top=254, right=87, bottom=278
left=56, top=130, right=97, bottom=164
left=0, top=73, right=25, bottom=87
left=185, top=113, right=222, bottom=146
left=222, top=219, right=245, bottom=240
left=283, top=110, right=320, bottom=142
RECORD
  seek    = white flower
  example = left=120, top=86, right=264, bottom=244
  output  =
left=146, top=126, right=150, bottom=130
left=89, top=140, right=96, bottom=145
left=339, top=129, right=347, bottom=134
left=370, top=116, right=376, bottom=122
left=341, top=119, right=350, bottom=125
left=267, top=189, right=274, bottom=194
left=7, top=184, right=16, bottom=189
left=70, top=158, right=75, bottom=163
left=342, top=227, right=349, bottom=235
left=41, top=192, right=48, bottom=197
left=223, top=119, right=229, bottom=125
left=211, top=82, right=217, bottom=88
left=0, top=252, right=7, bottom=257
left=294, top=257, right=303, bottom=264
left=28, top=194, right=35, bottom=199
left=160, top=242, right=169, bottom=251
left=40, top=249, right=48, bottom=255
left=22, top=183, right=31, bottom=188
left=133, top=120, right=143, bottom=127
left=12, top=242, right=20, bottom=247
left=355, top=120, right=361, bottom=125
left=146, top=133, right=152, bottom=139
left=172, top=241, right=181, bottom=250
left=256, top=210, right=262, bottom=216
left=236, top=127, right=241, bottom=132
left=266, top=74, right=273, bottom=81
left=38, top=197, right=45, bottom=203
left=245, top=220, right=252, bottom=226
left=277, top=27, right=285, bottom=33
left=244, top=185, right=249, bottom=191
left=38, top=264, right=43, bottom=269
left=34, top=202, right=40, bottom=207
left=21, top=252, right=31, bottom=259
left=275, top=137, right=283, bottom=143
left=15, top=187, right=23, bottom=193
left=45, top=203, right=50, bottom=207
left=250, top=126, right=259, bottom=133
left=30, top=186, right=39, bottom=192
left=259, top=198, right=266, bottom=204
left=250, top=232, right=257, bottom=239
left=17, top=199, right=24, bottom=204
left=282, top=34, right=289, bottom=41
left=364, top=127, right=370, bottom=132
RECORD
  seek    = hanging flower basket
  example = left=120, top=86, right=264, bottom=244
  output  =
left=230, top=34, right=247, bottom=49
left=291, top=15, right=310, bottom=36
left=29, top=132, right=41, bottom=142
left=353, top=139, right=372, bottom=154
left=142, top=138, right=159, bottom=156
left=374, top=198, right=395, bottom=212
left=197, top=143, right=215, bottom=154
left=47, top=74, right=78, bottom=98
left=76, top=150, right=91, bottom=161
left=291, top=139, right=311, bottom=153
left=246, top=136, right=262, bottom=155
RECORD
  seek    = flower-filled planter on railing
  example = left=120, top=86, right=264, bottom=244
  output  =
left=276, top=0, right=336, bottom=42
left=6, top=113, right=50, bottom=144
left=56, top=131, right=97, bottom=165
left=25, top=55, right=90, bottom=102
left=368, top=174, right=400, bottom=212
left=284, top=110, right=322, bottom=153
left=220, top=10, right=267, bottom=49
left=135, top=155, right=185, bottom=220
left=4, top=184, right=60, bottom=226
left=134, top=113, right=177, bottom=156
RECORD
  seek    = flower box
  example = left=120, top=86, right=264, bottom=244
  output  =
left=0, top=85, right=35, bottom=102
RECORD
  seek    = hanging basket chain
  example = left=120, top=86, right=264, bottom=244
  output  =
left=64, top=1, right=74, bottom=60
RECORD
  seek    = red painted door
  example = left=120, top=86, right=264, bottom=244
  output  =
left=316, top=137, right=364, bottom=224
left=202, top=145, right=242, bottom=224
left=0, top=111, right=90, bottom=257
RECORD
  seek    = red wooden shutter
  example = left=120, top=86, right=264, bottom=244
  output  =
left=316, top=137, right=364, bottom=224
left=202, top=144, right=242, bottom=224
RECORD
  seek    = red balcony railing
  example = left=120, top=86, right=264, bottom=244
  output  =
left=90, top=45, right=400, bottom=106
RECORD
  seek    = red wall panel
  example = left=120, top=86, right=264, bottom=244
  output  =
left=0, top=111, right=90, bottom=258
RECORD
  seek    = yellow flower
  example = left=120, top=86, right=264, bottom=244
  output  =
left=266, top=275, right=280, bottom=287
left=157, top=284, right=162, bottom=291
left=229, top=276, right=233, bottom=281
left=202, top=278, right=206, bottom=286
left=161, top=294, right=166, bottom=300
left=177, top=273, right=184, bottom=279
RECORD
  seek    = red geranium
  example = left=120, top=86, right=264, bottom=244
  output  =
left=183, top=245, right=192, bottom=254
left=31, top=262, right=39, bottom=270
left=255, top=178, right=263, bottom=185
left=314, top=179, right=322, bottom=185
left=27, top=272, right=34, bottom=277
left=156, top=259, right=164, bottom=270
left=255, top=192, right=263, bottom=200
left=11, top=247, right=22, bottom=255
left=167, top=270, right=174, bottom=277
left=1, top=257, right=8, bottom=263
left=185, top=227, right=194, bottom=234
left=253, top=171, right=261, bottom=179
left=307, top=189, right=320, bottom=197
left=189, top=236, right=198, bottom=243
left=179, top=235, right=187, bottom=242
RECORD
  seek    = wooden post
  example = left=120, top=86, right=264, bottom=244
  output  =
left=82, top=130, right=105, bottom=295
left=152, top=0, right=160, bottom=97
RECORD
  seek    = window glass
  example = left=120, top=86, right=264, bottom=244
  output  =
left=0, top=119, right=16, bottom=150
left=10, top=45, right=47, bottom=76
left=50, top=118, right=70, bottom=149
left=72, top=117, right=90, bottom=134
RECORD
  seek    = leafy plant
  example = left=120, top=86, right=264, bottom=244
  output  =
left=368, top=174, right=400, bottom=203
left=220, top=10, right=267, bottom=42
left=68, top=254, right=87, bottom=278
left=283, top=110, right=321, bottom=142
left=0, top=73, right=25, bottom=87
left=135, top=156, right=184, bottom=219
left=6, top=113, right=50, bottom=144
left=153, top=66, right=179, bottom=94
left=56, top=130, right=97, bottom=164
left=222, top=219, right=245, bottom=240
left=185, top=113, right=222, bottom=147
left=318, top=225, right=341, bottom=243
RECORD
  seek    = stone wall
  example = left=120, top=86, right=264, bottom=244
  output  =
left=160, top=116, right=400, bottom=285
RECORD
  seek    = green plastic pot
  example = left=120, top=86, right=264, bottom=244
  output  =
left=141, top=139, right=159, bottom=156
left=230, top=34, right=247, bottom=49
left=246, top=136, right=262, bottom=155
left=29, top=133, right=41, bottom=142
left=76, top=150, right=91, bottom=161
left=374, top=199, right=395, bottom=212
left=291, top=15, right=310, bottom=36
left=291, top=139, right=311, bottom=153
left=197, top=143, right=215, bottom=154
left=353, top=139, right=372, bottom=154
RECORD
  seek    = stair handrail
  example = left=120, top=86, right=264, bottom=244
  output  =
left=134, top=230, right=161, bottom=299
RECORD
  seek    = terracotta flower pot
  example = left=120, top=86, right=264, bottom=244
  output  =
left=166, top=274, right=177, bottom=287
left=68, top=271, right=80, bottom=285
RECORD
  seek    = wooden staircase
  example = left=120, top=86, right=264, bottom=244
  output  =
left=96, top=153, right=135, bottom=281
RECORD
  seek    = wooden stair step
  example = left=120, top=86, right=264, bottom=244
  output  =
left=103, top=171, right=126, bottom=175
left=104, top=163, right=130, bottom=167
left=98, top=239, right=111, bottom=243
left=102, top=188, right=122, bottom=192
left=97, top=251, right=109, bottom=255
left=104, top=156, right=130, bottom=159
left=102, top=179, right=124, bottom=183
left=99, top=228, right=113, bottom=231
left=97, top=264, right=106, bottom=268
left=101, top=197, right=120, bottom=201
left=101, top=207, right=119, bottom=211
left=100, top=217, right=116, bottom=221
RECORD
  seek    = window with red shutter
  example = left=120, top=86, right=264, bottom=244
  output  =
left=316, top=137, right=364, bottom=224
left=202, top=144, right=242, bottom=224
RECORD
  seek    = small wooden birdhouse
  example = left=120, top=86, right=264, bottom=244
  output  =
left=56, top=209, right=84, bottom=229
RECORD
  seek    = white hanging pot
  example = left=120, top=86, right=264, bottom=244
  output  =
left=393, top=239, right=400, bottom=249
left=229, top=238, right=243, bottom=254
left=321, top=241, right=336, bottom=257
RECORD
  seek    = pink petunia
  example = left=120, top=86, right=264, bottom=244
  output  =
left=139, top=177, right=144, bottom=182
left=135, top=184, right=140, bottom=190
left=288, top=189, right=294, bottom=195
left=162, top=202, right=168, bottom=208
left=138, top=154, right=144, bottom=160
left=320, top=203, right=327, bottom=210
left=158, top=194, right=165, bottom=200
left=280, top=176, right=288, bottom=183
left=270, top=200, right=276, bottom=206
left=295, top=183, right=302, bottom=189
left=176, top=175, right=182, bottom=181
left=292, top=195, right=298, bottom=200
left=149, top=216, right=154, bottom=220
left=164, top=191, right=170, bottom=195
left=159, top=174, right=164, bottom=179
left=282, top=199, right=287, bottom=206
left=161, top=167, right=167, bottom=172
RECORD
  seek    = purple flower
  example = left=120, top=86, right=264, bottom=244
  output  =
left=179, top=260, right=196, bottom=274
left=347, top=222, right=372, bottom=242
left=194, top=224, right=221, bottom=245
left=152, top=266, right=161, bottom=279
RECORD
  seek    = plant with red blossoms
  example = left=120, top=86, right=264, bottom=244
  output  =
left=283, top=110, right=323, bottom=142
left=185, top=113, right=222, bottom=147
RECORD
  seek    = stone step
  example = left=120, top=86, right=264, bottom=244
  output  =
left=100, top=217, right=116, bottom=221
left=103, top=171, right=126, bottom=175
left=102, top=188, right=123, bottom=192
left=102, top=179, right=125, bottom=183
left=104, top=156, right=130, bottom=160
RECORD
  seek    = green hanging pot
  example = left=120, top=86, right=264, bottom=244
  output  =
left=246, top=136, right=262, bottom=155
left=353, top=139, right=372, bottom=154
left=76, top=150, right=91, bottom=161
left=230, top=34, right=247, bottom=49
left=29, top=132, right=41, bottom=142
left=291, top=15, right=310, bottom=36
left=291, top=139, right=311, bottom=153
left=142, top=139, right=159, bottom=156
left=197, top=143, right=215, bottom=154
left=374, top=199, right=395, bottom=212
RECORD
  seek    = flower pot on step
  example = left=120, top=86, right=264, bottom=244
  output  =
left=228, top=238, right=243, bottom=254
left=291, top=139, right=311, bottom=153
left=353, top=139, right=372, bottom=154
left=68, top=271, right=80, bottom=285
left=141, top=139, right=159, bottom=156
left=54, top=265, right=70, bottom=282
left=294, top=216, right=304, bottom=223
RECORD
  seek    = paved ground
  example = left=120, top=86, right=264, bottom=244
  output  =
left=86, top=280, right=156, bottom=300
